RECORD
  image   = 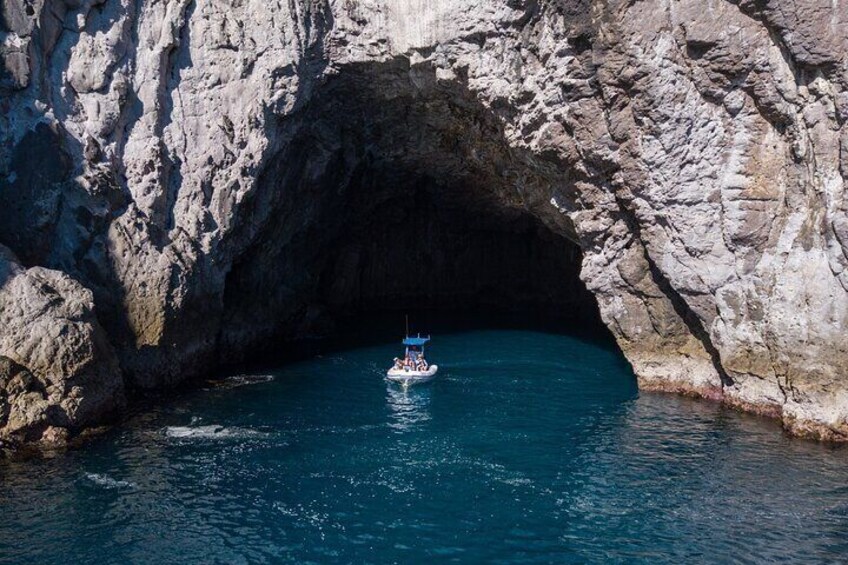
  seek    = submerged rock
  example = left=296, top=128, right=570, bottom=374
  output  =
left=0, top=0, right=847, bottom=444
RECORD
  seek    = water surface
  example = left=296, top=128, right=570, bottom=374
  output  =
left=2, top=329, right=848, bottom=563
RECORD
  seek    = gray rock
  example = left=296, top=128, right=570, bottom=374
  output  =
left=0, top=246, right=124, bottom=447
left=1, top=0, right=35, bottom=36
left=1, top=0, right=847, bottom=446
left=0, top=34, right=30, bottom=90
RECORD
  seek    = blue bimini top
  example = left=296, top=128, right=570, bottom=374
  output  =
left=402, top=335, right=430, bottom=346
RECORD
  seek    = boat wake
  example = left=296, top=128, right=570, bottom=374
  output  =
left=204, top=374, right=275, bottom=390
left=84, top=473, right=136, bottom=490
left=163, top=425, right=267, bottom=440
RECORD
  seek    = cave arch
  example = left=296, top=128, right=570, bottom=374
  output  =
left=218, top=58, right=601, bottom=359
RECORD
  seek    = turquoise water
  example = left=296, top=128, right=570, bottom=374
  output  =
left=2, top=329, right=848, bottom=563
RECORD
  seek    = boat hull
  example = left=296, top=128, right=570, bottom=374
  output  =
left=386, top=365, right=439, bottom=385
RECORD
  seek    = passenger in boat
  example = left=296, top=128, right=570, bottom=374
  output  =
left=393, top=357, right=403, bottom=370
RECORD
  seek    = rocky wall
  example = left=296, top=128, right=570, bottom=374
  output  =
left=1, top=0, right=847, bottom=445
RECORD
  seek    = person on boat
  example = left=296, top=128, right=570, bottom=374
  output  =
left=393, top=357, right=402, bottom=370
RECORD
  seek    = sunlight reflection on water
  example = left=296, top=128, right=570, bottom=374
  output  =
left=386, top=385, right=432, bottom=432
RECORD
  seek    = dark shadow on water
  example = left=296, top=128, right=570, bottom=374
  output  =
left=217, top=306, right=622, bottom=379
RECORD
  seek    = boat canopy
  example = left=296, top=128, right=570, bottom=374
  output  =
left=402, top=335, right=430, bottom=346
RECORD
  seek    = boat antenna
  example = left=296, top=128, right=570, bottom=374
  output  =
left=405, top=314, right=409, bottom=338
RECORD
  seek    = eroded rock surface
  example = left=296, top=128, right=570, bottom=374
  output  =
left=0, top=246, right=124, bottom=448
left=1, top=0, right=847, bottom=444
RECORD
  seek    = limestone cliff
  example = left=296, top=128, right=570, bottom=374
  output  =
left=1, top=0, right=847, bottom=446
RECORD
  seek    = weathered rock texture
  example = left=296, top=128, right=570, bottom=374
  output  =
left=0, top=245, right=123, bottom=447
left=1, top=0, right=847, bottom=444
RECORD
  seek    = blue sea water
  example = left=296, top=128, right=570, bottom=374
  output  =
left=2, top=329, right=848, bottom=563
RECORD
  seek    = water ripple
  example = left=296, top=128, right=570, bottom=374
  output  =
left=1, top=330, right=848, bottom=564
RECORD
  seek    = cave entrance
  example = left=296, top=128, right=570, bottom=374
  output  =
left=220, top=58, right=604, bottom=357
left=316, top=166, right=595, bottom=323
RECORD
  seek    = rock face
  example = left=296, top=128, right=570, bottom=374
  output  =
left=0, top=246, right=123, bottom=448
left=1, top=0, right=847, bottom=444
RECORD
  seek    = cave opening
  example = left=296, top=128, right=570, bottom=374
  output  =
left=219, top=58, right=606, bottom=361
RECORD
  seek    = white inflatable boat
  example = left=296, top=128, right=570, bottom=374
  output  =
left=386, top=333, right=438, bottom=387
left=386, top=364, right=439, bottom=386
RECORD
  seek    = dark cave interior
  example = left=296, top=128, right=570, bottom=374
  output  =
left=218, top=58, right=603, bottom=361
